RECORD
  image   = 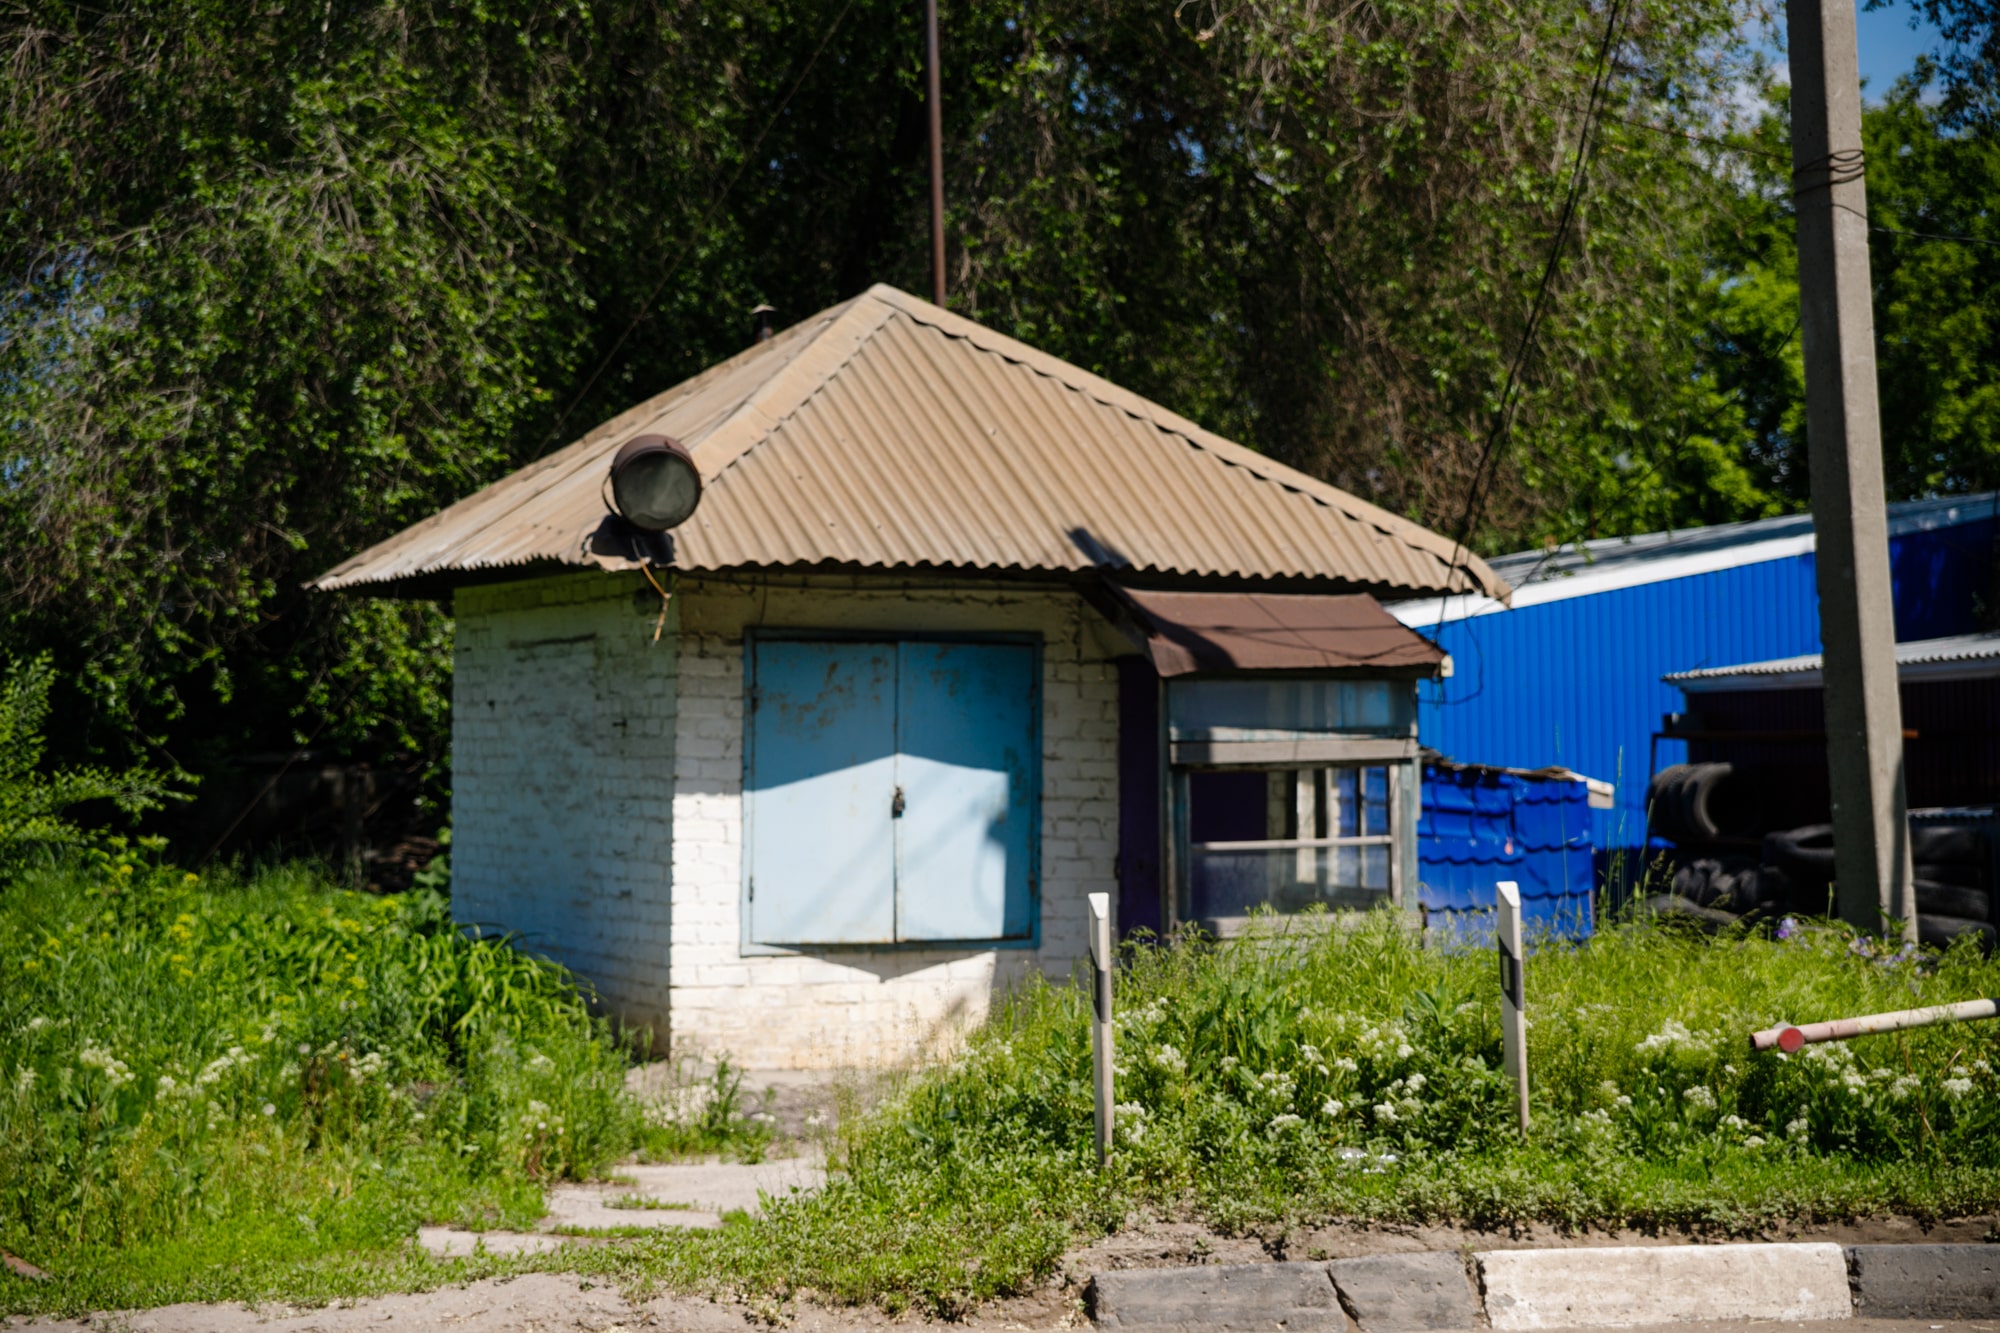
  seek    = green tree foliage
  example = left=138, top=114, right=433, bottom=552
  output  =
left=0, top=0, right=1773, bottom=796
left=1707, top=81, right=2000, bottom=502
left=0, top=657, right=170, bottom=872
left=1894, top=0, right=1998, bottom=126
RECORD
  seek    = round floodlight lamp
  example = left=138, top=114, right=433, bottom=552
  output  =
left=607, top=435, right=702, bottom=531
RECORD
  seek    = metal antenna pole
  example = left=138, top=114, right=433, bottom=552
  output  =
left=1788, top=0, right=1915, bottom=941
left=925, top=0, right=946, bottom=306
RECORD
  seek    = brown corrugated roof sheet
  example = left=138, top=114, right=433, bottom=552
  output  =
left=1112, top=585, right=1447, bottom=677
left=314, top=285, right=1508, bottom=600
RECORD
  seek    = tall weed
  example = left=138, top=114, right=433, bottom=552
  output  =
left=0, top=846, right=640, bottom=1259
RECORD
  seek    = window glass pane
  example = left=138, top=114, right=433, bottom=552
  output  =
left=1182, top=765, right=1395, bottom=922
left=1168, top=679, right=1407, bottom=739
left=1187, top=770, right=1271, bottom=842
left=1187, top=846, right=1389, bottom=921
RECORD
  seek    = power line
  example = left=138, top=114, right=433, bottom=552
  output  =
left=1439, top=0, right=1632, bottom=596
left=1507, top=89, right=2000, bottom=252
left=528, top=0, right=862, bottom=462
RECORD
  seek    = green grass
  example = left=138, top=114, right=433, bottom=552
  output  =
left=563, top=909, right=2000, bottom=1317
left=0, top=843, right=711, bottom=1315
left=6, top=858, right=2000, bottom=1321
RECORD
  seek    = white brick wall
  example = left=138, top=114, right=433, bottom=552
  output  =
left=451, top=571, right=1124, bottom=1068
left=452, top=572, right=679, bottom=1035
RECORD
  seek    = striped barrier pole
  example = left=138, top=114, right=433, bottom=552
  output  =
left=1750, top=997, right=2000, bottom=1053
left=1497, top=880, right=1529, bottom=1136
left=1087, top=891, right=1114, bottom=1168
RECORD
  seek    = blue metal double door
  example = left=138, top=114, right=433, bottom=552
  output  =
left=746, top=638, right=1039, bottom=946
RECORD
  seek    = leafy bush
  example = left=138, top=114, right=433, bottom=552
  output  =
left=0, top=655, right=171, bottom=873
left=0, top=847, right=641, bottom=1261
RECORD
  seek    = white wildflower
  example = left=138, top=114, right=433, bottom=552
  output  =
left=1636, top=1019, right=1704, bottom=1054
left=1268, top=1113, right=1305, bottom=1134
left=79, top=1044, right=133, bottom=1089
left=1404, top=1071, right=1427, bottom=1092
left=1786, top=1117, right=1810, bottom=1140
left=1682, top=1085, right=1717, bottom=1112
left=1373, top=1101, right=1398, bottom=1123
left=1742, top=1135, right=1766, bottom=1148
left=1115, top=1101, right=1149, bottom=1146
left=24, top=1016, right=50, bottom=1033
left=1720, top=1114, right=1746, bottom=1130
left=525, top=1051, right=555, bottom=1074
left=13, top=1067, right=35, bottom=1093
left=1153, top=1044, right=1186, bottom=1074
left=1298, top=1044, right=1323, bottom=1065
left=1944, top=1077, right=1973, bottom=1098
left=1615, top=1094, right=1633, bottom=1107
left=156, top=1074, right=178, bottom=1096
left=1321, top=1098, right=1344, bottom=1117
left=1333, top=1057, right=1358, bottom=1074
left=1889, top=1075, right=1920, bottom=1101
left=1395, top=1044, right=1414, bottom=1060
left=261, top=1103, right=276, bottom=1117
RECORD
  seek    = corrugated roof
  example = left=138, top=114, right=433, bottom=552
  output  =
left=1109, top=586, right=1445, bottom=677
left=315, top=285, right=1507, bottom=600
left=1665, top=630, right=2000, bottom=692
left=1389, top=490, right=2000, bottom=628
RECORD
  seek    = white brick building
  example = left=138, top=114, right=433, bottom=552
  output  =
left=318, top=286, right=1503, bottom=1068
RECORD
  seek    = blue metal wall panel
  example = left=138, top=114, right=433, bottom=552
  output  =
left=1416, top=764, right=1594, bottom=941
left=1415, top=518, right=1997, bottom=856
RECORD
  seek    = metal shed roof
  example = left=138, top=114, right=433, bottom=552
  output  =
left=1664, top=629, right=2000, bottom=692
left=1389, top=490, right=1998, bottom=628
left=314, top=285, right=1507, bottom=600
left=1109, top=585, right=1446, bottom=677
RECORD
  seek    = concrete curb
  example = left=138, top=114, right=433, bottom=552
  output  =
left=1850, top=1244, right=2000, bottom=1318
left=1088, top=1243, right=2000, bottom=1330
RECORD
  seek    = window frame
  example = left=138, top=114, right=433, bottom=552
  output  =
left=739, top=628, right=1044, bottom=955
left=1162, top=673, right=1421, bottom=936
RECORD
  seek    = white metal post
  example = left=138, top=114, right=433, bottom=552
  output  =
left=1087, top=891, right=1114, bottom=1168
left=1496, top=880, right=1529, bottom=1136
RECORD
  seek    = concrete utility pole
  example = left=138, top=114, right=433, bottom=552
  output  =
left=1787, top=0, right=1916, bottom=940
left=925, top=0, right=947, bottom=306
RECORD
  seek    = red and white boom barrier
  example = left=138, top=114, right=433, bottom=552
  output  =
left=1749, top=998, right=2000, bottom=1053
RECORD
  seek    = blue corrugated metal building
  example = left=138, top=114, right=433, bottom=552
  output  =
left=1389, top=493, right=2000, bottom=872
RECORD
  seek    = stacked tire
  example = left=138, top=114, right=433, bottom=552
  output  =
left=1643, top=764, right=1783, bottom=932
left=1646, top=763, right=1765, bottom=844
left=1645, top=762, right=1995, bottom=949
left=1760, top=821, right=1996, bottom=950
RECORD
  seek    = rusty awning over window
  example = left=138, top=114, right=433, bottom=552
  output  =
left=1110, top=585, right=1447, bottom=678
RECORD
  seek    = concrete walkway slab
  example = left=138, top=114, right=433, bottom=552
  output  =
left=616, top=1157, right=826, bottom=1214
left=415, top=1227, right=577, bottom=1258
left=1477, top=1243, right=1852, bottom=1329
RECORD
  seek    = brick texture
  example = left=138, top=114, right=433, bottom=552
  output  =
left=451, top=572, right=1123, bottom=1068
left=453, top=572, right=678, bottom=1034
